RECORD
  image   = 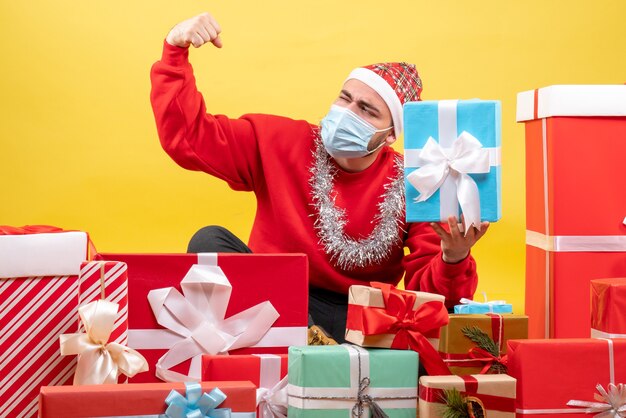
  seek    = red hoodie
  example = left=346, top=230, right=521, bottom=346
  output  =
left=150, top=41, right=477, bottom=307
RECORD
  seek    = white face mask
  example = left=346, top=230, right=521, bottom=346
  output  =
left=320, top=105, right=392, bottom=159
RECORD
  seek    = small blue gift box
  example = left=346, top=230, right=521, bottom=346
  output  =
left=404, top=100, right=502, bottom=226
left=453, top=297, right=513, bottom=314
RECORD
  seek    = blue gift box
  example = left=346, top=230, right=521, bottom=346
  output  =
left=453, top=303, right=513, bottom=314
left=404, top=100, right=502, bottom=224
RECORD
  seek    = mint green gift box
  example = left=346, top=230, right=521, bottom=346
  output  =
left=287, top=345, right=418, bottom=418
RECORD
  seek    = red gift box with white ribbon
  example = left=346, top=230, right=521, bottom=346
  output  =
left=516, top=85, right=626, bottom=339
left=202, top=354, right=288, bottom=418
left=0, top=226, right=89, bottom=418
left=95, top=252, right=309, bottom=383
left=508, top=338, right=626, bottom=417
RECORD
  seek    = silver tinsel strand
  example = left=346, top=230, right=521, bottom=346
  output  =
left=309, top=132, right=405, bottom=270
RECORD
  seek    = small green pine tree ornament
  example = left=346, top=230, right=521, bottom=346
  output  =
left=441, top=388, right=487, bottom=418
left=441, top=388, right=468, bottom=418
left=461, top=326, right=508, bottom=374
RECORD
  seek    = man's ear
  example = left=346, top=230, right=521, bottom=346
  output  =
left=385, top=132, right=397, bottom=145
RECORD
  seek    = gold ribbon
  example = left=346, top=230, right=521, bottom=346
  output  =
left=99, top=261, right=106, bottom=299
left=60, top=300, right=148, bottom=385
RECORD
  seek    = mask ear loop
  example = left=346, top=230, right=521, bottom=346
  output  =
left=365, top=126, right=394, bottom=156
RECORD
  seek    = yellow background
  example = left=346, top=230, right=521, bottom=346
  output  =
left=2, top=1, right=625, bottom=312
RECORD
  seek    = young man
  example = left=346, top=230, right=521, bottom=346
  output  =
left=150, top=12, right=489, bottom=342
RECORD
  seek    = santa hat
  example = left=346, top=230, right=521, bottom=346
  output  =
left=345, top=62, right=422, bottom=138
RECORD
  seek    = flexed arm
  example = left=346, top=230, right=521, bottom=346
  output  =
left=150, top=12, right=259, bottom=191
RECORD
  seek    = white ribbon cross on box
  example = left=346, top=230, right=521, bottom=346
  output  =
left=147, top=255, right=280, bottom=382
left=407, top=130, right=490, bottom=233
left=256, top=354, right=289, bottom=418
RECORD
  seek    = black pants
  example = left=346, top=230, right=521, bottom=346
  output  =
left=188, top=225, right=349, bottom=343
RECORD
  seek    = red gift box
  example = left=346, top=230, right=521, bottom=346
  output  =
left=39, top=381, right=256, bottom=417
left=517, top=85, right=626, bottom=338
left=95, top=253, right=309, bottom=383
left=507, top=338, right=626, bottom=417
left=591, top=278, right=626, bottom=338
left=0, top=226, right=89, bottom=418
left=202, top=354, right=288, bottom=417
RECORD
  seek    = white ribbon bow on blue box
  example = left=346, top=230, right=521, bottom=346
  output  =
left=404, top=99, right=502, bottom=229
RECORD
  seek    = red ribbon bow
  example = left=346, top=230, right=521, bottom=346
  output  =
left=467, top=347, right=508, bottom=374
left=359, top=282, right=451, bottom=376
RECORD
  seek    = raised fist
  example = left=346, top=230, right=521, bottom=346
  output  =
left=165, top=12, right=223, bottom=49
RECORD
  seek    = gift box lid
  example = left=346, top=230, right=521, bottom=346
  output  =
left=516, top=85, right=626, bottom=122
left=0, top=229, right=88, bottom=278
left=404, top=99, right=502, bottom=149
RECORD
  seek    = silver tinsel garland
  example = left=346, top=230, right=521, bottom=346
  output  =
left=309, top=133, right=405, bottom=270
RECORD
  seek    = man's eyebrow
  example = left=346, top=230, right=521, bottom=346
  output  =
left=340, top=89, right=353, bottom=100
left=340, top=90, right=381, bottom=115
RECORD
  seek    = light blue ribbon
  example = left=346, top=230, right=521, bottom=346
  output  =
left=95, top=382, right=257, bottom=418
left=164, top=383, right=231, bottom=418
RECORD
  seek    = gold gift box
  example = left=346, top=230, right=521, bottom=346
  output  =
left=438, top=314, right=528, bottom=375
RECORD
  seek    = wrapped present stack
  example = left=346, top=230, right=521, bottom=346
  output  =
left=0, top=226, right=88, bottom=418
left=402, top=97, right=525, bottom=411
left=438, top=303, right=528, bottom=376
left=505, top=84, right=626, bottom=415
left=4, top=86, right=626, bottom=418
left=516, top=85, right=626, bottom=339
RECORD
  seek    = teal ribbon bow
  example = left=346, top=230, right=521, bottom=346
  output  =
left=165, top=383, right=232, bottom=418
